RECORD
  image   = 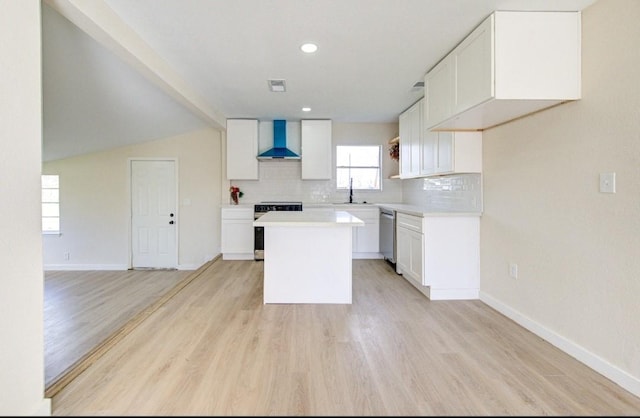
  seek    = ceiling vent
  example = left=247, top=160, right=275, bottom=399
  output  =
left=268, top=79, right=286, bottom=92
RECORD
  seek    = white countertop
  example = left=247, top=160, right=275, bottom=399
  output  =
left=375, top=203, right=482, bottom=217
left=221, top=202, right=481, bottom=217
left=254, top=210, right=364, bottom=227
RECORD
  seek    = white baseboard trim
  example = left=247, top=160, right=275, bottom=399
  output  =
left=480, top=291, right=640, bottom=398
left=428, top=287, right=479, bottom=300
left=43, top=264, right=128, bottom=271
left=352, top=252, right=384, bottom=259
left=222, top=253, right=255, bottom=260
left=29, top=398, right=51, bottom=416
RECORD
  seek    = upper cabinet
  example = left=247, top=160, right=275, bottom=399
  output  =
left=399, top=99, right=423, bottom=179
left=301, top=119, right=332, bottom=180
left=424, top=11, right=581, bottom=131
left=400, top=98, right=480, bottom=179
left=420, top=131, right=482, bottom=176
left=226, top=119, right=259, bottom=180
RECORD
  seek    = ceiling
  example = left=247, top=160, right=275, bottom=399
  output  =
left=42, top=0, right=597, bottom=161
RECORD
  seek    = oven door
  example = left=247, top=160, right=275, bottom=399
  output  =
left=254, top=212, right=265, bottom=260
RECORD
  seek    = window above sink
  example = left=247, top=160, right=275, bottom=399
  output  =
left=336, top=145, right=381, bottom=191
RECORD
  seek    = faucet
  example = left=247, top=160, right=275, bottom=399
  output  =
left=349, top=178, right=354, bottom=203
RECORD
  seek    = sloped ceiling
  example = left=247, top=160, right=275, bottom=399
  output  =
left=42, top=0, right=597, bottom=161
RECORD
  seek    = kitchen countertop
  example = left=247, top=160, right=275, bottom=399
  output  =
left=253, top=210, right=364, bottom=227
left=375, top=203, right=482, bottom=217
left=221, top=202, right=481, bottom=217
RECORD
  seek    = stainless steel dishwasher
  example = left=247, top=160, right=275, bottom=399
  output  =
left=379, top=207, right=396, bottom=264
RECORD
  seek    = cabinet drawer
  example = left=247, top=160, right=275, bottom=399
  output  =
left=397, top=213, right=423, bottom=233
left=222, top=208, right=253, bottom=220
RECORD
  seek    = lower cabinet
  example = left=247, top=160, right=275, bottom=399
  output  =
left=396, top=211, right=480, bottom=300
left=342, top=206, right=381, bottom=259
left=347, top=206, right=380, bottom=258
left=310, top=205, right=381, bottom=259
left=396, top=225, right=424, bottom=281
left=221, top=207, right=254, bottom=260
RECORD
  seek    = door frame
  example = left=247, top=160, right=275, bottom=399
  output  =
left=127, top=157, right=179, bottom=269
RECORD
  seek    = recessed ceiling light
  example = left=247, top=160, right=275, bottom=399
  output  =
left=302, top=107, right=311, bottom=112
left=300, top=43, right=318, bottom=53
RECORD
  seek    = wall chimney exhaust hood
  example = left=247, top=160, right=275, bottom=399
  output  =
left=257, top=120, right=301, bottom=159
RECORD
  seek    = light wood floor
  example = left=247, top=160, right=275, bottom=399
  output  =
left=45, top=269, right=193, bottom=390
left=52, top=259, right=640, bottom=416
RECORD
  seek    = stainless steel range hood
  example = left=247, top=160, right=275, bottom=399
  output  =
left=257, top=120, right=300, bottom=159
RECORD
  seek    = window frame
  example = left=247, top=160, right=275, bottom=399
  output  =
left=335, top=145, right=382, bottom=191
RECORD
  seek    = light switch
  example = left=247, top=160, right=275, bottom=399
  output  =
left=599, top=172, right=616, bottom=193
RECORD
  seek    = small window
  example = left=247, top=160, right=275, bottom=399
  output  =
left=336, top=145, right=381, bottom=190
left=42, top=175, right=60, bottom=234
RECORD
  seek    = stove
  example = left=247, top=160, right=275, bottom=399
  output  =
left=254, top=201, right=303, bottom=214
left=254, top=201, right=303, bottom=260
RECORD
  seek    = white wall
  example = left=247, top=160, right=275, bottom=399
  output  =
left=43, top=128, right=223, bottom=270
left=230, top=122, right=402, bottom=204
left=0, top=1, right=50, bottom=415
left=480, top=0, right=640, bottom=396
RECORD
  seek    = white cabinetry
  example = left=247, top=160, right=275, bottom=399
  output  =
left=396, top=213, right=424, bottom=283
left=396, top=211, right=480, bottom=300
left=424, top=11, right=581, bottom=130
left=399, top=99, right=422, bottom=179
left=420, top=131, right=482, bottom=176
left=226, top=119, right=258, bottom=180
left=301, top=119, right=332, bottom=180
left=424, top=55, right=453, bottom=129
left=344, top=206, right=380, bottom=259
left=221, top=207, right=254, bottom=260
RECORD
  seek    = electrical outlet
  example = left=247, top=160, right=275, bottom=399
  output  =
left=599, top=172, right=616, bottom=193
left=509, top=263, right=518, bottom=279
left=64, top=252, right=70, bottom=260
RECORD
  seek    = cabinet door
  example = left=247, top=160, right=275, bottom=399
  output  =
left=221, top=220, right=253, bottom=254
left=399, top=100, right=422, bottom=179
left=355, top=220, right=379, bottom=254
left=301, top=120, right=332, bottom=180
left=409, top=100, right=422, bottom=177
left=435, top=132, right=454, bottom=174
left=420, top=131, right=437, bottom=176
left=454, top=15, right=493, bottom=114
left=226, top=119, right=258, bottom=180
left=399, top=111, right=411, bottom=178
left=408, top=229, right=424, bottom=284
left=424, top=55, right=454, bottom=129
left=397, top=226, right=423, bottom=282
left=396, top=225, right=411, bottom=274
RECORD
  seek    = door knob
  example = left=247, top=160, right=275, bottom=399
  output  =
left=169, top=220, right=174, bottom=225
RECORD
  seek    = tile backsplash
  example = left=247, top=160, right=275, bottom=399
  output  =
left=229, top=160, right=403, bottom=204
left=229, top=161, right=480, bottom=212
left=402, top=173, right=483, bottom=212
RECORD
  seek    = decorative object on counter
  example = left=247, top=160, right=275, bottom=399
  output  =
left=229, top=186, right=244, bottom=205
left=388, top=136, right=399, bottom=161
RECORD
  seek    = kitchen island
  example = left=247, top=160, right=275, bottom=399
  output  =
left=253, top=210, right=364, bottom=304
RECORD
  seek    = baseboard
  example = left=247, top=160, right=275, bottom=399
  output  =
left=29, top=398, right=51, bottom=416
left=352, top=252, right=384, bottom=259
left=480, top=291, right=640, bottom=398
left=428, top=287, right=479, bottom=300
left=43, top=264, right=128, bottom=271
left=222, top=253, right=255, bottom=260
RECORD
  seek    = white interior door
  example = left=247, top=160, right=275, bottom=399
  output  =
left=131, top=160, right=177, bottom=269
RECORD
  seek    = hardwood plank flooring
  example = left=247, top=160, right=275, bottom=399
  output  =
left=45, top=268, right=193, bottom=390
left=51, top=259, right=640, bottom=415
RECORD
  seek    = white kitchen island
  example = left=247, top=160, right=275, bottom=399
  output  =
left=253, top=210, right=364, bottom=304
